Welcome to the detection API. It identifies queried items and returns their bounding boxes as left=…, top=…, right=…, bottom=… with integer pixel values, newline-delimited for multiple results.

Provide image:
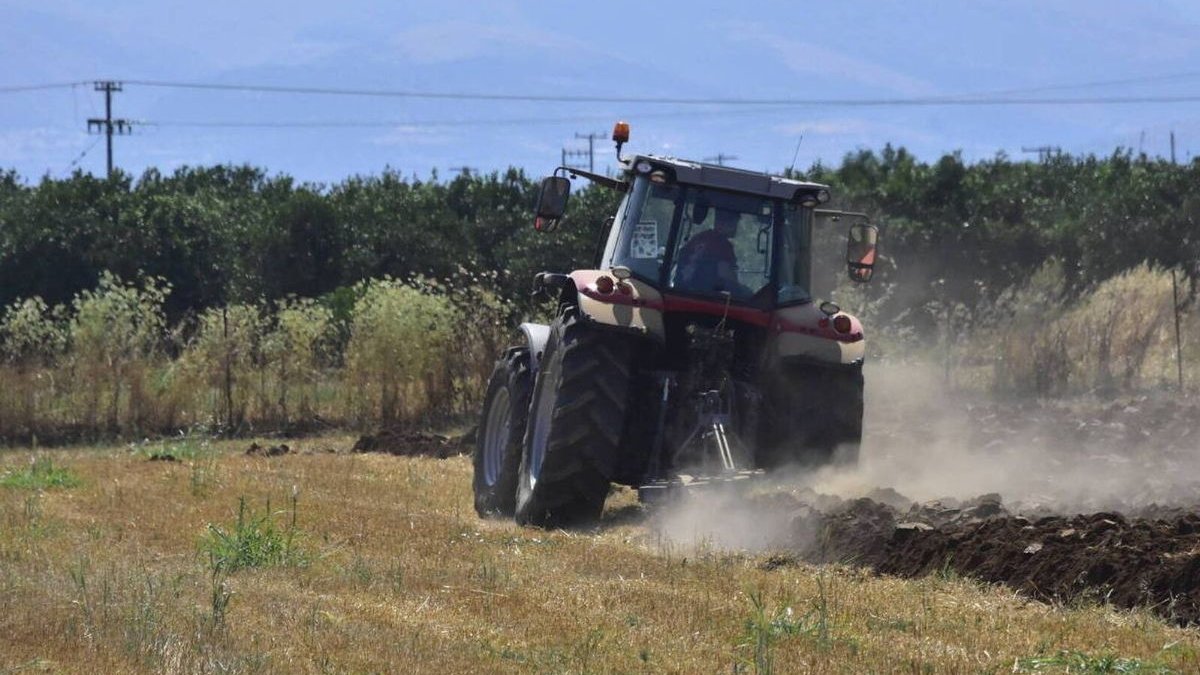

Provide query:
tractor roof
left=628, top=154, right=830, bottom=202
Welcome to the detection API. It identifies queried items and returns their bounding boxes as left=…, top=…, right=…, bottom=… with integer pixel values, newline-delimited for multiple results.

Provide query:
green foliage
left=0, top=297, right=68, bottom=365
left=0, top=165, right=615, bottom=320
left=1, top=153, right=1198, bottom=437
left=344, top=278, right=457, bottom=424
left=199, top=493, right=307, bottom=572
left=0, top=271, right=506, bottom=441
left=177, top=303, right=259, bottom=429
left=1, top=153, right=1198, bottom=328
left=0, top=456, right=81, bottom=490
left=1014, top=649, right=1173, bottom=673
left=67, top=272, right=171, bottom=432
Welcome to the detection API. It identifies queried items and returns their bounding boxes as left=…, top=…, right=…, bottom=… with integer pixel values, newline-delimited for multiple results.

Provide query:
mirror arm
left=555, top=166, right=628, bottom=192
left=814, top=209, right=871, bottom=220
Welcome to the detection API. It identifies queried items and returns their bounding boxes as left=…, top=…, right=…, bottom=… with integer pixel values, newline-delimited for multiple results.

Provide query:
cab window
left=607, top=179, right=680, bottom=281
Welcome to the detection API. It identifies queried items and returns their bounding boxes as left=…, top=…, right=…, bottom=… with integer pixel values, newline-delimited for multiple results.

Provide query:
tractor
left=474, top=122, right=879, bottom=527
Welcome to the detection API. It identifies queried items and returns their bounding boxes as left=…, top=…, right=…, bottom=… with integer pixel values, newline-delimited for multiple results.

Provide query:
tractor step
left=636, top=470, right=765, bottom=504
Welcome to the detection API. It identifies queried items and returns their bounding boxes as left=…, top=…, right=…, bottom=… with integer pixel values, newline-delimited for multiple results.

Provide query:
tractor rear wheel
left=473, top=348, right=532, bottom=517
left=515, top=310, right=633, bottom=528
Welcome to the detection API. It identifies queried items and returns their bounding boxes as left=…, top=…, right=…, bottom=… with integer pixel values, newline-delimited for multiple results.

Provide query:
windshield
left=604, top=175, right=812, bottom=305
left=776, top=203, right=813, bottom=304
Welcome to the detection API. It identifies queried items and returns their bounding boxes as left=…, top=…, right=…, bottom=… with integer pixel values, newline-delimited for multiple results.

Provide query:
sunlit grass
left=0, top=437, right=1195, bottom=673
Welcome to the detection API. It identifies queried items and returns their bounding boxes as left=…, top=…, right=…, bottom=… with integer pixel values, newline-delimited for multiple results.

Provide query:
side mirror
left=847, top=223, right=878, bottom=283
left=534, top=176, right=571, bottom=231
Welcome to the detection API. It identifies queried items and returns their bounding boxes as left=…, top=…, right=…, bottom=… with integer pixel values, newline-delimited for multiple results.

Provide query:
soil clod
left=245, top=442, right=291, bottom=457
left=350, top=429, right=471, bottom=458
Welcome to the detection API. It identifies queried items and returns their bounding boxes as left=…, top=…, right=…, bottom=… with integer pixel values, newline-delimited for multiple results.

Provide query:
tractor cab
left=535, top=126, right=878, bottom=326
left=599, top=156, right=835, bottom=310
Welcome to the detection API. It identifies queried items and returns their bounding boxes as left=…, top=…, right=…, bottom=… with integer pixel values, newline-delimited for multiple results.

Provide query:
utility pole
left=561, top=148, right=589, bottom=171
left=86, top=81, right=133, bottom=177
left=447, top=166, right=478, bottom=177
left=573, top=131, right=605, bottom=173
left=1020, top=146, right=1060, bottom=163
left=1171, top=131, right=1177, bottom=164
left=704, top=153, right=739, bottom=166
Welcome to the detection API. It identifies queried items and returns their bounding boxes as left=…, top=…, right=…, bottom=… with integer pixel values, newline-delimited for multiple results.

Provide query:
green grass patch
left=1015, top=649, right=1174, bottom=674
left=199, top=494, right=308, bottom=572
left=0, top=457, right=81, bottom=490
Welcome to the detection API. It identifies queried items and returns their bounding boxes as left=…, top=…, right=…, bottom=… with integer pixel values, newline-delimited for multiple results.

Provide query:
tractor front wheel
left=473, top=347, right=532, bottom=517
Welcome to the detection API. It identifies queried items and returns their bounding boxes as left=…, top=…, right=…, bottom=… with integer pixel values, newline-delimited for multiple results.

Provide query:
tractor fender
left=517, top=322, right=552, bottom=375
left=771, top=303, right=866, bottom=366
left=568, top=270, right=666, bottom=341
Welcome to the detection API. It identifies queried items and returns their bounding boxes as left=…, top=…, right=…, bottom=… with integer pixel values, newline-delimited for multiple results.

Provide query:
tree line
left=1, top=148, right=1197, bottom=327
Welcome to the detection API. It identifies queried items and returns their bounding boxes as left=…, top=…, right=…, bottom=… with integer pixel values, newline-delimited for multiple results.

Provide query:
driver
left=677, top=207, right=745, bottom=295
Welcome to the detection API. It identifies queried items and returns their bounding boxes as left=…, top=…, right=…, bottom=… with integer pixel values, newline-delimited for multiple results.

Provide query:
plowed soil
left=666, top=381, right=1200, bottom=625
left=758, top=492, right=1200, bottom=625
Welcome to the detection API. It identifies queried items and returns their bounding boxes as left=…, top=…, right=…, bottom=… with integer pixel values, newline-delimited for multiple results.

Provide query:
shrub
left=176, top=304, right=260, bottom=429
left=67, top=272, right=170, bottom=433
left=986, top=262, right=1181, bottom=394
left=260, top=297, right=333, bottom=423
left=343, top=278, right=457, bottom=425
left=0, top=297, right=69, bottom=435
left=1069, top=263, right=1175, bottom=391
left=0, top=297, right=68, bottom=365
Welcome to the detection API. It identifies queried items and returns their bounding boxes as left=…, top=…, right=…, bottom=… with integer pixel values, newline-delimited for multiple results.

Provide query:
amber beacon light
left=611, top=121, right=630, bottom=143
left=612, top=121, right=630, bottom=161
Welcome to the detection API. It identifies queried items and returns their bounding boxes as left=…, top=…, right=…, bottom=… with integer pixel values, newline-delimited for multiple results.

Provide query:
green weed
left=199, top=492, right=307, bottom=573
left=0, top=456, right=81, bottom=490
left=738, top=576, right=842, bottom=674
left=1015, top=649, right=1173, bottom=674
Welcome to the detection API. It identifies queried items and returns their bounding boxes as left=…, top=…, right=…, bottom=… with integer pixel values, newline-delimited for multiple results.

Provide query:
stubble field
left=1, top=418, right=1198, bottom=673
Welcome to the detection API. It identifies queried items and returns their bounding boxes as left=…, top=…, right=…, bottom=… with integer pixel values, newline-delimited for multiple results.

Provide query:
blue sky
left=3, top=0, right=1200, bottom=183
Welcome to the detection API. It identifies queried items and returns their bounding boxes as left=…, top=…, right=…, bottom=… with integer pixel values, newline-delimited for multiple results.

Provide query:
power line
left=0, top=81, right=89, bottom=93
left=6, top=71, right=1200, bottom=103
left=7, top=77, right=1200, bottom=112
left=949, top=71, right=1200, bottom=99
left=138, top=105, right=804, bottom=130
left=125, top=87, right=1200, bottom=130
left=118, top=78, right=1200, bottom=107
left=63, top=137, right=102, bottom=174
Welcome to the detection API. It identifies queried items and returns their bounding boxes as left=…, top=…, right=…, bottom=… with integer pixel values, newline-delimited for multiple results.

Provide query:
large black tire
left=515, top=311, right=633, bottom=528
left=473, top=348, right=532, bottom=517
left=759, top=364, right=863, bottom=469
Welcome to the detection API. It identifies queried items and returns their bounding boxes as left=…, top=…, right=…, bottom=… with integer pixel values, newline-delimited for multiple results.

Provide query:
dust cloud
left=650, top=361, right=1200, bottom=551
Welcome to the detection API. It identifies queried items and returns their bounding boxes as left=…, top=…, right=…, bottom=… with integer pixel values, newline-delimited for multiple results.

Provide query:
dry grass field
left=1, top=436, right=1197, bottom=674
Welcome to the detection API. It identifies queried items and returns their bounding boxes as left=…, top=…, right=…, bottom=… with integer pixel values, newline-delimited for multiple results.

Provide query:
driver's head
left=714, top=208, right=739, bottom=237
